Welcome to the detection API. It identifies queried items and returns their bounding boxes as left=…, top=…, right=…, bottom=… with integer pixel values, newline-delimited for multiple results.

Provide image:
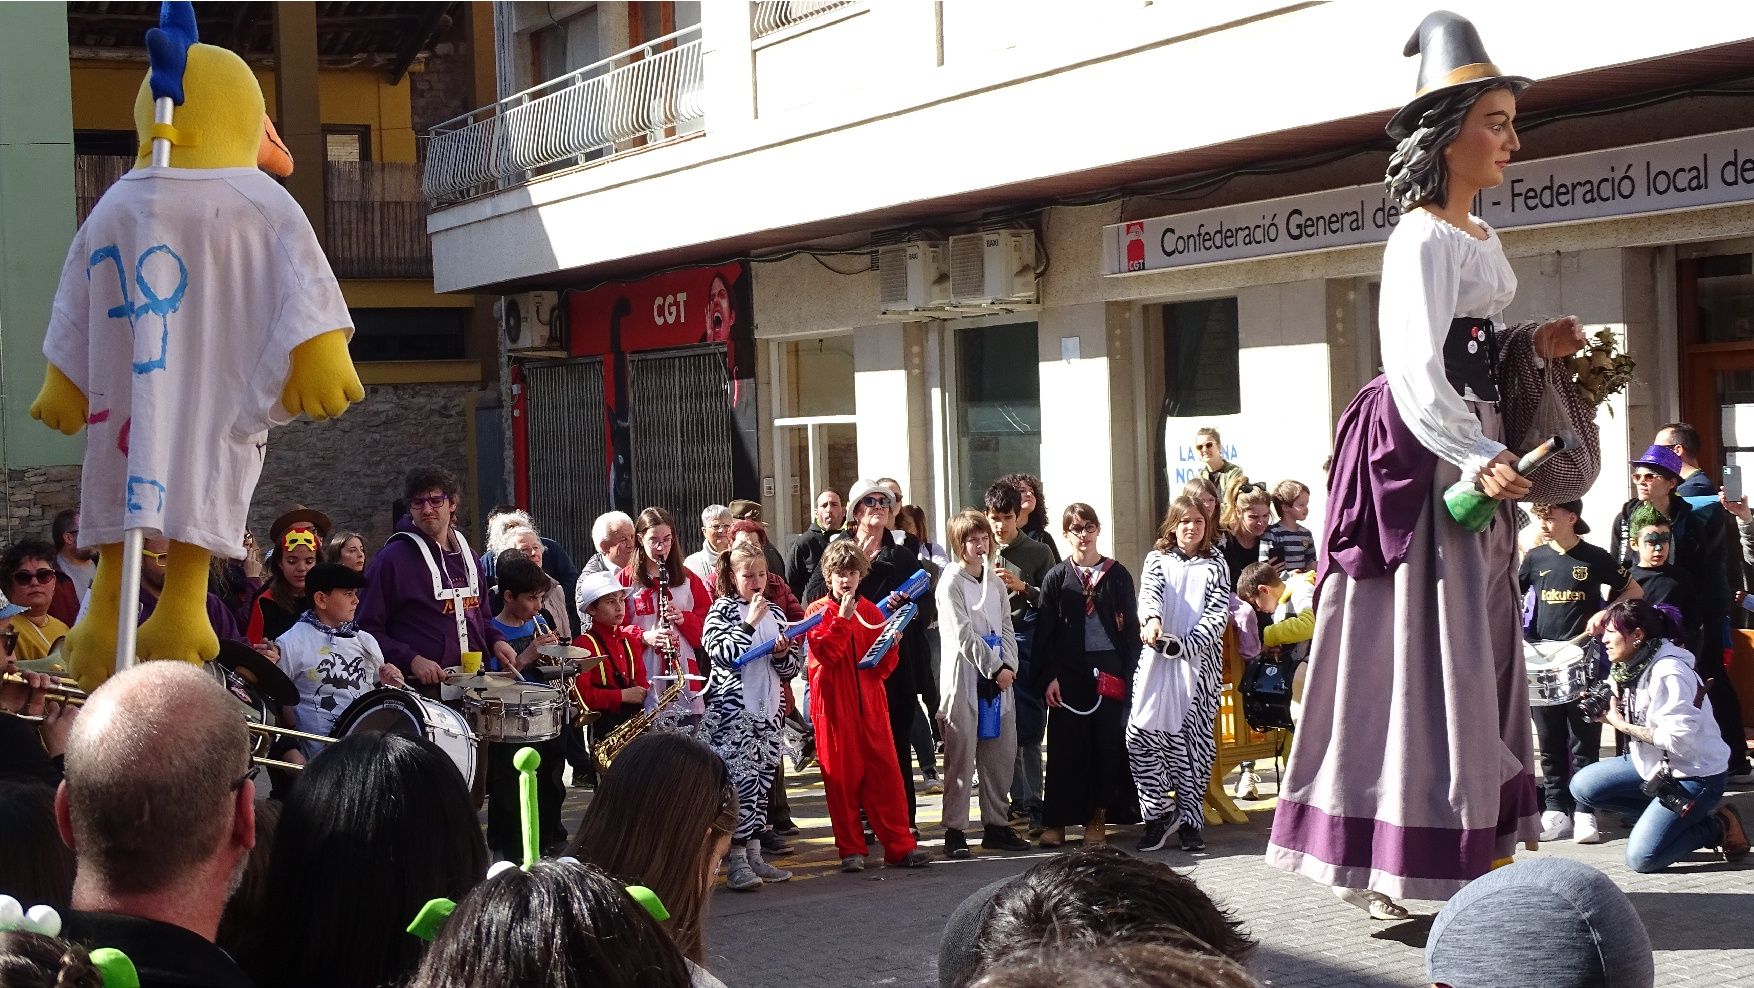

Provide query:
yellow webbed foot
left=281, top=329, right=364, bottom=421
left=135, top=542, right=219, bottom=665
left=30, top=364, right=88, bottom=436
left=67, top=545, right=123, bottom=692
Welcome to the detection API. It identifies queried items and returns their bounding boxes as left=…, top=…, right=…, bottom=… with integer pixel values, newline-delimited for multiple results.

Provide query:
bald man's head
left=64, top=661, right=251, bottom=894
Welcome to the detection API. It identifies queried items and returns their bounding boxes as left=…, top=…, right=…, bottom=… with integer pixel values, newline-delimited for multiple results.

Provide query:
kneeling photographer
left=1570, top=599, right=1748, bottom=872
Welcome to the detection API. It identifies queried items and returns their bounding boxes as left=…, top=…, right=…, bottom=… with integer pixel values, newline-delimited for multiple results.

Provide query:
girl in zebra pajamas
left=1130, top=494, right=1231, bottom=854
left=702, top=542, right=803, bottom=891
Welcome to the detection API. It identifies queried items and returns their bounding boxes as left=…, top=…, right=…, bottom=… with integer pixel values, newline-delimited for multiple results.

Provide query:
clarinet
left=654, top=564, right=684, bottom=695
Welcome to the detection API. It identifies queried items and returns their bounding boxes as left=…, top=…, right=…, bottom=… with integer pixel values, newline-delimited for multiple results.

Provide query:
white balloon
left=25, top=904, right=61, bottom=937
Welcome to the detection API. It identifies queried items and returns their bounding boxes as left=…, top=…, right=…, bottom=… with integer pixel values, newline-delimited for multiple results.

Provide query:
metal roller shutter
left=522, top=357, right=609, bottom=565
left=627, top=346, right=736, bottom=536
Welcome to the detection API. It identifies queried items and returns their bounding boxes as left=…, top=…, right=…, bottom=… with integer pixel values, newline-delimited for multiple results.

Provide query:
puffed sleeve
left=1378, top=222, right=1506, bottom=477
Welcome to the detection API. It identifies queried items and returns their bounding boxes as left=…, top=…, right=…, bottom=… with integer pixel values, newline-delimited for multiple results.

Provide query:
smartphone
left=1725, top=464, right=1744, bottom=503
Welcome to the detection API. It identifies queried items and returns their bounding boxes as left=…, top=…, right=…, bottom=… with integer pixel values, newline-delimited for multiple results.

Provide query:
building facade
left=423, top=1, right=1754, bottom=572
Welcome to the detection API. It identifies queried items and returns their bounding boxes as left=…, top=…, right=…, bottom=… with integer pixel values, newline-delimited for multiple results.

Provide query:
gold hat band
left=1414, top=62, right=1505, bottom=98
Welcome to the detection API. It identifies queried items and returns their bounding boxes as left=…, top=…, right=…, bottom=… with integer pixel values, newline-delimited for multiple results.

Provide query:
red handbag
left=1095, top=670, right=1128, bottom=701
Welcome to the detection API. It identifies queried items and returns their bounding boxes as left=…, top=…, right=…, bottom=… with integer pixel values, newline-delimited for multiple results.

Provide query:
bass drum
left=332, top=687, right=479, bottom=792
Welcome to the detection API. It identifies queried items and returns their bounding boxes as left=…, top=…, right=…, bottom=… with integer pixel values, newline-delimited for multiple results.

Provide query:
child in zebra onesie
left=702, top=542, right=802, bottom=891
left=1130, top=494, right=1231, bottom=854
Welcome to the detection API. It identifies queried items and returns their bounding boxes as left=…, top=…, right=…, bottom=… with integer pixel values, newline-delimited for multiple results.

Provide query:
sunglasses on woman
left=11, top=568, right=56, bottom=586
left=859, top=494, right=894, bottom=509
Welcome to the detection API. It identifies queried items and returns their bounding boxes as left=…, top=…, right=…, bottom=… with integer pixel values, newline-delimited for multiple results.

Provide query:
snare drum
left=462, top=681, right=566, bottom=743
left=332, top=687, right=479, bottom=789
left=1524, top=639, right=1595, bottom=707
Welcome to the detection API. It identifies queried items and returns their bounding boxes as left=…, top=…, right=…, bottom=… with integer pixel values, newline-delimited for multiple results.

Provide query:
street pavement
left=560, top=760, right=1754, bottom=987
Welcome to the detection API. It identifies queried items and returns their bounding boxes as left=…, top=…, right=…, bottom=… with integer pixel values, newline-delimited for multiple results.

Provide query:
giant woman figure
left=1266, top=11, right=1588, bottom=915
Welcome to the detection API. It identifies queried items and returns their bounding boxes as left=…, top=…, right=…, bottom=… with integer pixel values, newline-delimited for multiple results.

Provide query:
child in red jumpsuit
left=805, top=541, right=932, bottom=872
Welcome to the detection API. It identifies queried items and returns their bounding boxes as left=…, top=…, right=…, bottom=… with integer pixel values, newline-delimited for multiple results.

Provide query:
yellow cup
left=460, top=650, right=483, bottom=674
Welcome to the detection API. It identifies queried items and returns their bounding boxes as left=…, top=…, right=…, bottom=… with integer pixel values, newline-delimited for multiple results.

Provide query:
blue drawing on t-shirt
left=126, top=476, right=167, bottom=515
left=88, top=242, right=188, bottom=375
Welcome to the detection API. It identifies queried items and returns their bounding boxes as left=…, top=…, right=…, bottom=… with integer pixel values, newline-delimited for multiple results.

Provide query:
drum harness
left=393, top=528, right=480, bottom=664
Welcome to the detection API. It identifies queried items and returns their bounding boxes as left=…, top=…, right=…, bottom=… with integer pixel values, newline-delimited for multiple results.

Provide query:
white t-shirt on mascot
left=44, top=166, right=352, bottom=559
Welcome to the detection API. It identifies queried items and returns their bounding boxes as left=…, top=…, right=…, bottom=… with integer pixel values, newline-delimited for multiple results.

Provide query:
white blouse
left=1377, top=208, right=1519, bottom=480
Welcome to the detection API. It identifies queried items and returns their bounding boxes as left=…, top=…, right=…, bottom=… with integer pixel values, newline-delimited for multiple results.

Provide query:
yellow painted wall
left=69, top=61, right=418, bottom=163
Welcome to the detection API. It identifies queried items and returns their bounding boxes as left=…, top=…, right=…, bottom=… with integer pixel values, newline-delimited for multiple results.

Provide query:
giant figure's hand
left=281, top=329, right=363, bottom=421
left=30, top=364, right=88, bottom=435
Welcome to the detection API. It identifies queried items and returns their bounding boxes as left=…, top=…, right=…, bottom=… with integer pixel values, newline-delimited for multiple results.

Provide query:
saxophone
left=594, top=669, right=689, bottom=769
left=593, top=564, right=692, bottom=770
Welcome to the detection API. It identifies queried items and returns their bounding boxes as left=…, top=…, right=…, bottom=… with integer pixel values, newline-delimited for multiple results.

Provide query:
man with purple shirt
left=358, top=467, right=513, bottom=685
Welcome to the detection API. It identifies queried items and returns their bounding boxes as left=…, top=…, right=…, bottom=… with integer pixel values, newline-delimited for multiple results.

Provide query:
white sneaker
left=746, top=841, right=792, bottom=883
left=1573, top=812, right=1603, bottom=844
left=1539, top=810, right=1572, bottom=842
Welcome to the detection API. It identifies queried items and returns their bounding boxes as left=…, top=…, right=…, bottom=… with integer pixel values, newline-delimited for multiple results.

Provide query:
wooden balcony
left=72, top=155, right=432, bottom=280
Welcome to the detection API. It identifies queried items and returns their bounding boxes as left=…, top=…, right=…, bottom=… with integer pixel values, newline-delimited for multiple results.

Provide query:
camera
left=1640, top=766, right=1697, bottom=817
left=1576, top=680, right=1614, bottom=720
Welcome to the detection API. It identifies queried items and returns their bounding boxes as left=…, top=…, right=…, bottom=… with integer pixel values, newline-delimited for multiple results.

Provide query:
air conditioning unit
left=877, top=241, right=951, bottom=313
left=502, top=291, right=564, bottom=353
left=949, top=230, right=1038, bottom=306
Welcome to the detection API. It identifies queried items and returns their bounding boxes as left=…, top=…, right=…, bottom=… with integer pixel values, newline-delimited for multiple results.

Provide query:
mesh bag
left=1495, top=322, right=1602, bottom=504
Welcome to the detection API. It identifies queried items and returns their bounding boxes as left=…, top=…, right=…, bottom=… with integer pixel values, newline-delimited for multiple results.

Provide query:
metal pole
left=116, top=95, right=175, bottom=675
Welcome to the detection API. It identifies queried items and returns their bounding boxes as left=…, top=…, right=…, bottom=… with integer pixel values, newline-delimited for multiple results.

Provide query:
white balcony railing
left=752, top=0, right=857, bottom=38
left=421, top=25, right=704, bottom=206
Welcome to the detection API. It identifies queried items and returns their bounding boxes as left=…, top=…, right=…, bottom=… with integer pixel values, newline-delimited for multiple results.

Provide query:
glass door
left=951, top=322, right=1041, bottom=511
left=771, top=335, right=857, bottom=546
left=1680, top=250, right=1754, bottom=478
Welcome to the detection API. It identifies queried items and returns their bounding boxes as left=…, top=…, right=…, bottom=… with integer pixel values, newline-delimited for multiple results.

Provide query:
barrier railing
left=421, top=25, right=704, bottom=205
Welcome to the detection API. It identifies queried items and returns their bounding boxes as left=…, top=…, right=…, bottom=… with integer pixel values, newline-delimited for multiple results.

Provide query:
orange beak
left=258, top=114, right=294, bottom=177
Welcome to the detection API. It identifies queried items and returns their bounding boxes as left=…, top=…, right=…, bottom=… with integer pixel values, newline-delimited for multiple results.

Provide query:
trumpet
left=1, top=671, right=334, bottom=772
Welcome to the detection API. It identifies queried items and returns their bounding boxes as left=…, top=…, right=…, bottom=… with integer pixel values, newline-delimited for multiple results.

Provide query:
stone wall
left=2, top=382, right=491, bottom=555
left=249, top=381, right=485, bottom=553
left=2, top=465, right=82, bottom=546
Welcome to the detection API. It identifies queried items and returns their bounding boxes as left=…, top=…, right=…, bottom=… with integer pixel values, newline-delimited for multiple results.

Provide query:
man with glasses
left=786, top=490, right=845, bottom=599
left=3, top=538, right=72, bottom=662
left=358, top=467, right=517, bottom=687
left=684, top=505, right=735, bottom=586
left=1193, top=426, right=1244, bottom=494
left=60, top=661, right=257, bottom=988
left=806, top=479, right=933, bottom=831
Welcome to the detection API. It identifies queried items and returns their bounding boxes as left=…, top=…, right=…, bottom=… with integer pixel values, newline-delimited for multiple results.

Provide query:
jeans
left=1532, top=702, right=1602, bottom=813
left=1570, top=755, right=1727, bottom=873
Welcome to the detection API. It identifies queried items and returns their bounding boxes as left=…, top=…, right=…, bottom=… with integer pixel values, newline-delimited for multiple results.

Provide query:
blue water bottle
left=978, top=631, right=1003, bottom=740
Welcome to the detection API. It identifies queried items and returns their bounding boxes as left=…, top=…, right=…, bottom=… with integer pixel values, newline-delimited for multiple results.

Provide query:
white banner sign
left=1103, top=126, right=1754, bottom=275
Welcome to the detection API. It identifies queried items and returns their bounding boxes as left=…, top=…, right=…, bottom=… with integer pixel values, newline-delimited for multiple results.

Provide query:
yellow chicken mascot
left=32, top=2, right=363, bottom=689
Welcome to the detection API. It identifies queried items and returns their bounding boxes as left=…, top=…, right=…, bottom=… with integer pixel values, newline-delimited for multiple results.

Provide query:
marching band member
left=572, top=571, right=648, bottom=744
left=804, top=541, right=931, bottom=872
left=357, top=467, right=514, bottom=686
left=1130, top=495, right=1229, bottom=855
left=702, top=543, right=802, bottom=890
left=617, top=508, right=710, bottom=724
left=274, top=562, right=402, bottom=759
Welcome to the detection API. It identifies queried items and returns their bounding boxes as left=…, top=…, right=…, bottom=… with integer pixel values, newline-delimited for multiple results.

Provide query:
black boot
left=983, top=824, right=1030, bottom=852
left=944, top=828, right=971, bottom=859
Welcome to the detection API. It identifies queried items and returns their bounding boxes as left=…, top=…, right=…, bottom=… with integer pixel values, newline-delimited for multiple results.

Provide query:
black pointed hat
left=1387, top=10, right=1531, bottom=139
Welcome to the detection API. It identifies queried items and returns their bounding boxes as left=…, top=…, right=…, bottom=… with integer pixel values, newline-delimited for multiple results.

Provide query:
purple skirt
left=1266, top=380, right=1540, bottom=901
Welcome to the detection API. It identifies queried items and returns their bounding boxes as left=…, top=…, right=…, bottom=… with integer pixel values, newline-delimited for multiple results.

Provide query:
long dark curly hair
left=1385, top=80, right=1526, bottom=209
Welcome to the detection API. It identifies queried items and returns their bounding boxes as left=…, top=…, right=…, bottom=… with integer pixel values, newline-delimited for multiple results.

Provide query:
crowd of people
left=1, top=423, right=1742, bottom=986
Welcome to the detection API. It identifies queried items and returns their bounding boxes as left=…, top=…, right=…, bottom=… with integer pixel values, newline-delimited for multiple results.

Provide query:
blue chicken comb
left=145, top=2, right=199, bottom=105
